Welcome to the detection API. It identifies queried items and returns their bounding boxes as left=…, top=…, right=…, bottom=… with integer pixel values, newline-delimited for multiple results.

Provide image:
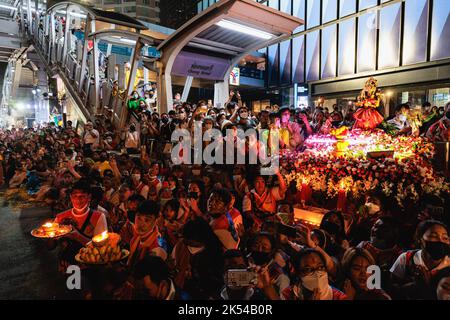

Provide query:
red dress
left=353, top=107, right=384, bottom=130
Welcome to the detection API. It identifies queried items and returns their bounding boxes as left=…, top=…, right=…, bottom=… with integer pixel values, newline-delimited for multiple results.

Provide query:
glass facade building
left=197, top=0, right=450, bottom=110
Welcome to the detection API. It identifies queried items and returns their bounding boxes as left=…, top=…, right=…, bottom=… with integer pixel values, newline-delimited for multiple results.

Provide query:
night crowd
left=0, top=89, right=449, bottom=301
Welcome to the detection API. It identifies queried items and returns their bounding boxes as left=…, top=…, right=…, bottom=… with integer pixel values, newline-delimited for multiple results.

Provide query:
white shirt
left=390, top=249, right=450, bottom=279
left=242, top=187, right=284, bottom=214
left=84, top=129, right=100, bottom=148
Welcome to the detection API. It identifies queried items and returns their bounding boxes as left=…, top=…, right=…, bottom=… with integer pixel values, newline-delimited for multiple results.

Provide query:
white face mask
left=187, top=245, right=205, bottom=255
left=399, top=114, right=407, bottom=122
left=365, top=202, right=381, bottom=215
left=301, top=271, right=329, bottom=292
left=132, top=174, right=141, bottom=182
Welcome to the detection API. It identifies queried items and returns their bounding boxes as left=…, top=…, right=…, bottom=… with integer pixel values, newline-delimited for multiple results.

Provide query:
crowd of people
left=0, top=89, right=449, bottom=301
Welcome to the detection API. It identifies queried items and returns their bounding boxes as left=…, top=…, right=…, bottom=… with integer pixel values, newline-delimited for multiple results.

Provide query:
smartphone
left=226, top=269, right=258, bottom=288
left=276, top=222, right=299, bottom=238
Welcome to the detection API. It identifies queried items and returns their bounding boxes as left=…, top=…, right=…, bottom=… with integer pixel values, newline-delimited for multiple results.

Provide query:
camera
left=226, top=269, right=258, bottom=288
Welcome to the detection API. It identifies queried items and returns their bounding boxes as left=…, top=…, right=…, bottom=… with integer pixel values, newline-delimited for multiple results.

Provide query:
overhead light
left=216, top=19, right=274, bottom=40
left=120, top=38, right=136, bottom=45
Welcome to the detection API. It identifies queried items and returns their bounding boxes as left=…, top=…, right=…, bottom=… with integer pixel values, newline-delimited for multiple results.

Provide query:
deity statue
left=353, top=77, right=385, bottom=130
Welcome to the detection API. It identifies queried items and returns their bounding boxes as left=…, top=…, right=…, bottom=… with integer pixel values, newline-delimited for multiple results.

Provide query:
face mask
left=366, top=202, right=381, bottom=215
left=301, top=271, right=329, bottom=292
left=424, top=241, right=449, bottom=260
left=132, top=174, right=141, bottom=182
left=134, top=94, right=139, bottom=99
left=250, top=251, right=271, bottom=266
left=399, top=114, right=407, bottom=122
left=162, top=118, right=169, bottom=124
left=187, top=245, right=205, bottom=255
left=446, top=111, right=450, bottom=119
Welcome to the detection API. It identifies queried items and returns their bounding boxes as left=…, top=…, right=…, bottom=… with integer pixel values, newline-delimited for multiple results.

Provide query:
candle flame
left=340, top=180, right=346, bottom=189
left=43, top=222, right=53, bottom=228
left=93, top=231, right=109, bottom=242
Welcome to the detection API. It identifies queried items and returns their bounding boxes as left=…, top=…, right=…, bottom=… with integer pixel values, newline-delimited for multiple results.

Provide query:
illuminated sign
left=230, top=67, right=240, bottom=86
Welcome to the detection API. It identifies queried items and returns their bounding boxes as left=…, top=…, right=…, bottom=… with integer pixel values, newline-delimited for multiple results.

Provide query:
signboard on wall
left=172, top=51, right=230, bottom=81
left=230, top=67, right=240, bottom=86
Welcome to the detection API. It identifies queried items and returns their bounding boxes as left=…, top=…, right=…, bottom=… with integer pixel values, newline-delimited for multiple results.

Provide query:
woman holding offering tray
left=50, top=179, right=108, bottom=272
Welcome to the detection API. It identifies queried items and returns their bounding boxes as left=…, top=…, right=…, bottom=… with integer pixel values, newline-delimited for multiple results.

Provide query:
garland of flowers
left=282, top=132, right=448, bottom=208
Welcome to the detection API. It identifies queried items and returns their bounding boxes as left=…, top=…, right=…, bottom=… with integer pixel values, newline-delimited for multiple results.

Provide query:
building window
left=321, top=24, right=337, bottom=79
left=280, top=0, right=291, bottom=15
left=359, top=0, right=377, bottom=11
left=430, top=0, right=450, bottom=61
left=307, top=0, right=320, bottom=29
left=292, top=0, right=305, bottom=33
left=403, top=0, right=429, bottom=65
left=268, top=44, right=279, bottom=86
left=338, top=18, right=356, bottom=76
left=340, top=0, right=356, bottom=17
left=280, top=39, right=291, bottom=85
left=292, top=35, right=305, bottom=83
left=357, top=12, right=377, bottom=73
left=378, top=3, right=401, bottom=69
left=322, top=0, right=338, bottom=24
left=306, top=30, right=320, bottom=81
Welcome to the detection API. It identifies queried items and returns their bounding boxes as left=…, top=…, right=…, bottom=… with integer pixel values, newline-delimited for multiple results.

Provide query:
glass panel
left=357, top=12, right=377, bottom=72
left=307, top=0, right=321, bottom=29
left=403, top=0, right=429, bottom=65
left=430, top=0, right=450, bottom=61
left=340, top=0, right=356, bottom=17
left=306, top=30, right=320, bottom=81
left=428, top=88, right=450, bottom=106
left=292, top=35, right=305, bottom=83
left=378, top=3, right=401, bottom=69
left=268, top=44, right=279, bottom=86
left=359, top=0, right=377, bottom=11
left=197, top=1, right=203, bottom=13
left=203, top=0, right=208, bottom=10
left=269, top=0, right=279, bottom=10
left=339, top=18, right=356, bottom=76
left=323, top=0, right=338, bottom=23
left=293, top=0, right=306, bottom=32
left=280, top=0, right=291, bottom=14
left=321, top=25, right=337, bottom=79
left=280, top=39, right=292, bottom=85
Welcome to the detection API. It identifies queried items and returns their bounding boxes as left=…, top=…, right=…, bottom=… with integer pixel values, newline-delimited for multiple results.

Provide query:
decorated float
left=281, top=77, right=450, bottom=217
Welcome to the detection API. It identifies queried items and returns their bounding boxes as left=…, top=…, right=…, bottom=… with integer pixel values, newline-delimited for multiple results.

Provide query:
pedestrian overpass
left=3, top=0, right=303, bottom=129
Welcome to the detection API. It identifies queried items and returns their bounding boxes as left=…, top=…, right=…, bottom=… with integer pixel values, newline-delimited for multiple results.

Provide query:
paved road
left=0, top=199, right=70, bottom=299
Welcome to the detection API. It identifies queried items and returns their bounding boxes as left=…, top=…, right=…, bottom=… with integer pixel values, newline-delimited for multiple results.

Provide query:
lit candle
left=92, top=231, right=109, bottom=247
left=337, top=180, right=347, bottom=212
left=42, top=222, right=58, bottom=232
left=300, top=177, right=310, bottom=207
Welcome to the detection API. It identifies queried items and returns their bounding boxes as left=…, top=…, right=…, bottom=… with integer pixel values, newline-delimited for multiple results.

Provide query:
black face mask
left=424, top=241, right=449, bottom=260
left=321, top=221, right=341, bottom=237
left=446, top=111, right=450, bottom=119
left=127, top=210, right=136, bottom=223
left=250, top=251, right=271, bottom=266
left=162, top=118, right=169, bottom=124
